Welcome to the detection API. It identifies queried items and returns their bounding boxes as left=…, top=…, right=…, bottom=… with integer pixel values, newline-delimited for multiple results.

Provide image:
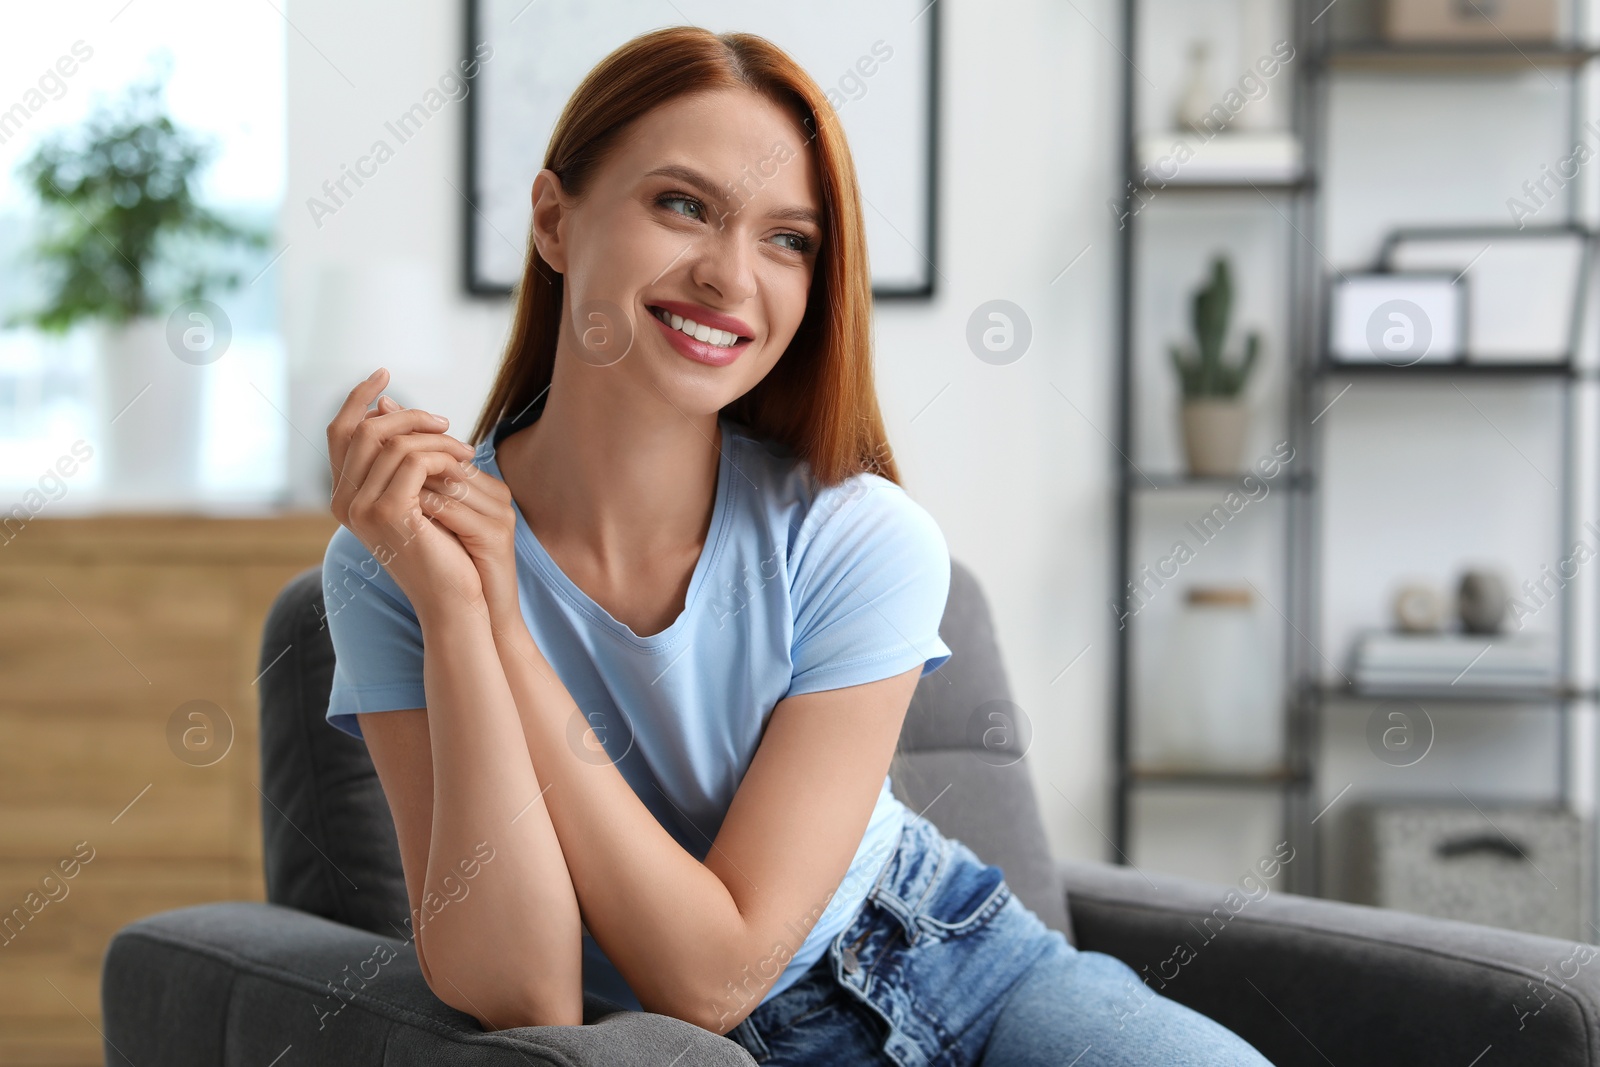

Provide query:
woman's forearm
left=413, top=600, right=584, bottom=1028
left=488, top=617, right=758, bottom=1024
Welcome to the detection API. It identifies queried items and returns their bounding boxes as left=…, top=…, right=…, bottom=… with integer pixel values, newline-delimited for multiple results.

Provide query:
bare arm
left=490, top=618, right=919, bottom=1034
left=362, top=602, right=584, bottom=1030
left=328, top=376, right=583, bottom=1029
left=374, top=389, right=923, bottom=1033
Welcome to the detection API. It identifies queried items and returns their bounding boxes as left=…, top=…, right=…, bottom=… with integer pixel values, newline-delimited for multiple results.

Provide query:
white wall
left=281, top=0, right=1125, bottom=866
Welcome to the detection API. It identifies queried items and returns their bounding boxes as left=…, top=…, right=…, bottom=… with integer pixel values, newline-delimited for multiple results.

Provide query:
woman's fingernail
left=433, top=414, right=448, bottom=425
left=368, top=367, right=385, bottom=380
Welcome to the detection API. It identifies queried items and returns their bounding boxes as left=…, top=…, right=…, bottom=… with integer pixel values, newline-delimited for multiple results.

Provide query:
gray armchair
left=101, top=561, right=1600, bottom=1065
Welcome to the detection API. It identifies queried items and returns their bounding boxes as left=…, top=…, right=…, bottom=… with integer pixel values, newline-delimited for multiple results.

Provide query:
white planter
left=95, top=316, right=207, bottom=507
left=1180, top=398, right=1248, bottom=477
left=1146, top=587, right=1283, bottom=773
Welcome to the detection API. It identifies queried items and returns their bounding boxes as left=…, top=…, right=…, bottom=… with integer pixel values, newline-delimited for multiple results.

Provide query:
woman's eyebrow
left=642, top=163, right=820, bottom=228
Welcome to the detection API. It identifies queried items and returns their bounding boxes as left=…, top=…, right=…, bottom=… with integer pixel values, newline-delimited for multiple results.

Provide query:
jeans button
left=841, top=947, right=860, bottom=975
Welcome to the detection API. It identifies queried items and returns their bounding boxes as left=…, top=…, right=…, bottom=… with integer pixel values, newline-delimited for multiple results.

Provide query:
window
left=0, top=2, right=286, bottom=505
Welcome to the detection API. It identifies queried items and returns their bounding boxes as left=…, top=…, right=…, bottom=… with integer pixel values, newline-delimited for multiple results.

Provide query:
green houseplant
left=1169, top=255, right=1261, bottom=476
left=8, top=67, right=269, bottom=502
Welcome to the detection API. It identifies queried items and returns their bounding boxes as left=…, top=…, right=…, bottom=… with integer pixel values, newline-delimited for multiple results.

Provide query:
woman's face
left=531, top=87, right=824, bottom=417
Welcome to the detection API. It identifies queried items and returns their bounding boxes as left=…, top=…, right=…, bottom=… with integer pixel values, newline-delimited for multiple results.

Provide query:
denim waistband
left=857, top=811, right=955, bottom=949
left=731, top=808, right=1041, bottom=1066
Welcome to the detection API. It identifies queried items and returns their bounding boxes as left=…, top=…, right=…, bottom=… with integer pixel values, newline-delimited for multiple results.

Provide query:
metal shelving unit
left=1113, top=1, right=1599, bottom=909
left=1112, top=0, right=1322, bottom=895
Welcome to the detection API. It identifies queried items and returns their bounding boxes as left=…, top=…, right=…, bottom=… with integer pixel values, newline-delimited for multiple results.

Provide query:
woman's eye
left=772, top=232, right=814, bottom=254
left=659, top=194, right=703, bottom=221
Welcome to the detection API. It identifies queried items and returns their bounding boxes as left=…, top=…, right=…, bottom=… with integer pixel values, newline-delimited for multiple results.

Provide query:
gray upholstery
left=891, top=560, right=1073, bottom=941
left=100, top=559, right=1600, bottom=1065
left=257, top=563, right=409, bottom=941
left=100, top=901, right=747, bottom=1066
left=1061, top=858, right=1600, bottom=1066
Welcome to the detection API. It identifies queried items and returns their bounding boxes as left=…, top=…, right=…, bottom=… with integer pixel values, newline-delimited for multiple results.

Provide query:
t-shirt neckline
left=483, top=391, right=738, bottom=651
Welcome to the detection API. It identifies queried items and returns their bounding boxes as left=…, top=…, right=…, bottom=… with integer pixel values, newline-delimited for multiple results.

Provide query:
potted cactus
left=1169, top=255, right=1260, bottom=477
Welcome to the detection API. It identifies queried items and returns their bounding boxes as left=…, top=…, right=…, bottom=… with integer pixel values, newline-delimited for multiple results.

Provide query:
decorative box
left=1344, top=798, right=1583, bottom=939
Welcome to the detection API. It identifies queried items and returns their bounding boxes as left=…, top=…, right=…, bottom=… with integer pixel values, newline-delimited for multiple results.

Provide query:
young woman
left=321, top=26, right=1275, bottom=1066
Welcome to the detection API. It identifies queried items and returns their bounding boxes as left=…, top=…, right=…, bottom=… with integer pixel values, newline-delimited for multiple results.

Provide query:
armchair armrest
left=101, top=901, right=755, bottom=1067
left=1059, top=858, right=1600, bottom=1067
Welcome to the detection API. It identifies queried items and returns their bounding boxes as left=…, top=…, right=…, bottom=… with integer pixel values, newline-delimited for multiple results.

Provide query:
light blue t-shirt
left=319, top=397, right=954, bottom=1012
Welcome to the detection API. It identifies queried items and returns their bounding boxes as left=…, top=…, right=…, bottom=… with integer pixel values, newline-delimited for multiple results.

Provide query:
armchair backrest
left=256, top=559, right=1069, bottom=942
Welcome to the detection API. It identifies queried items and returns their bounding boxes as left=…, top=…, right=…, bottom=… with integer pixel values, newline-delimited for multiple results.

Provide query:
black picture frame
left=460, top=1, right=940, bottom=301
left=1377, top=223, right=1594, bottom=368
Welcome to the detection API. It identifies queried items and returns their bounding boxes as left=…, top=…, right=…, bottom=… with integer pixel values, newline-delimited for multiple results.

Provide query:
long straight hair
left=467, top=26, right=900, bottom=488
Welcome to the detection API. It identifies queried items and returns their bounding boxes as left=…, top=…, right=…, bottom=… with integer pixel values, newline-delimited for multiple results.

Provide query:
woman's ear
left=529, top=168, right=570, bottom=273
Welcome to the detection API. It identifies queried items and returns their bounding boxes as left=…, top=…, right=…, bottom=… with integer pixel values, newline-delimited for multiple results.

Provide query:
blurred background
left=4, top=0, right=1599, bottom=1060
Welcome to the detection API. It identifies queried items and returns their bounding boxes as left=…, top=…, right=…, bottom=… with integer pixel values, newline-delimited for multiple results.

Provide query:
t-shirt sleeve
left=320, top=525, right=428, bottom=741
left=785, top=476, right=954, bottom=698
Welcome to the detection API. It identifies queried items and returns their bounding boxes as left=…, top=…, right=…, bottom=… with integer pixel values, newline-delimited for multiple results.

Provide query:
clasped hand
left=326, top=367, right=521, bottom=627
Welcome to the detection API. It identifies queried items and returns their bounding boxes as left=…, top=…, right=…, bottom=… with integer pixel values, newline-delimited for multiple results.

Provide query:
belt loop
left=867, top=809, right=911, bottom=904
left=726, top=1015, right=769, bottom=1061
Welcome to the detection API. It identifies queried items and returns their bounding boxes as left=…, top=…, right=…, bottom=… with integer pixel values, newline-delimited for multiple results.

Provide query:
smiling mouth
left=648, top=306, right=751, bottom=348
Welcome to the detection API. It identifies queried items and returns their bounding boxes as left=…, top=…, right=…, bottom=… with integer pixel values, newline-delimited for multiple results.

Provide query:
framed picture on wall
left=463, top=0, right=940, bottom=299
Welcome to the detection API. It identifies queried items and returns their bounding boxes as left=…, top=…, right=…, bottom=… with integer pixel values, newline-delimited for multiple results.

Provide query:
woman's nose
left=689, top=223, right=759, bottom=305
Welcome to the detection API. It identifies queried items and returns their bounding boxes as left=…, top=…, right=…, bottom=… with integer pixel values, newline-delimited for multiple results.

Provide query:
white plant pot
left=1180, top=398, right=1248, bottom=478
left=95, top=317, right=207, bottom=507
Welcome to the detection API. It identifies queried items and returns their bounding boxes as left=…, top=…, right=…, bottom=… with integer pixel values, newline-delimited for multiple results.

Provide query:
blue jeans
left=726, top=812, right=1276, bottom=1066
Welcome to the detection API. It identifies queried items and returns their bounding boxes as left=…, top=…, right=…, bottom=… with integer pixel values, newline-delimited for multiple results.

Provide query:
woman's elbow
left=418, top=917, right=584, bottom=1028
left=654, top=967, right=764, bottom=1036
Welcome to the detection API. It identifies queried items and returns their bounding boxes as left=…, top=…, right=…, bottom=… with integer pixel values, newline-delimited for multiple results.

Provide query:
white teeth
left=653, top=307, right=740, bottom=348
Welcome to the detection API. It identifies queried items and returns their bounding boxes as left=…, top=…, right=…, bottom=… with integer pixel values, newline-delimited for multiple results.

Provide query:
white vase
left=1180, top=398, right=1248, bottom=477
left=1147, top=587, right=1282, bottom=772
left=95, top=316, right=208, bottom=507
left=1175, top=41, right=1219, bottom=135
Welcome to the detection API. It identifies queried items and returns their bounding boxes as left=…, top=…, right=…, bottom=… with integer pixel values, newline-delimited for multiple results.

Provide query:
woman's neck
left=497, top=371, right=723, bottom=580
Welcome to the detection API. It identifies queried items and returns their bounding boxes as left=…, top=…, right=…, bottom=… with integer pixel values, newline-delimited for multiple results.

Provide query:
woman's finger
left=419, top=475, right=512, bottom=550
left=327, top=367, right=390, bottom=494
left=421, top=459, right=511, bottom=517
left=363, top=394, right=398, bottom=420
left=333, top=407, right=469, bottom=519
left=355, top=431, right=477, bottom=521
left=421, top=482, right=502, bottom=544
left=350, top=448, right=469, bottom=551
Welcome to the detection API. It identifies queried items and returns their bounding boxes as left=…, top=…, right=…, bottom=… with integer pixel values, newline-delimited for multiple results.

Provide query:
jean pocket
left=910, top=841, right=1012, bottom=942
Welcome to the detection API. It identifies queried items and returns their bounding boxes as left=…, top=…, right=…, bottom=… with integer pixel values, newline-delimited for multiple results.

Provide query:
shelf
left=1126, top=471, right=1312, bottom=491
left=1126, top=766, right=1308, bottom=788
left=1320, top=683, right=1598, bottom=705
left=1319, top=359, right=1574, bottom=379
left=1317, top=43, right=1600, bottom=73
left=1135, top=178, right=1313, bottom=195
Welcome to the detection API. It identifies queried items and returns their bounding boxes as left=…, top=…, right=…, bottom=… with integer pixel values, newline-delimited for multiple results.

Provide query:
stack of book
left=1349, top=630, right=1558, bottom=695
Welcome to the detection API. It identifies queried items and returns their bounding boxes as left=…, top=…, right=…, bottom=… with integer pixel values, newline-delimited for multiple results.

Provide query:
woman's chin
left=612, top=358, right=730, bottom=418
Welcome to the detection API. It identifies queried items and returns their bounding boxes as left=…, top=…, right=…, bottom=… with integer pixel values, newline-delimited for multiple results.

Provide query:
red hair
left=467, top=26, right=899, bottom=487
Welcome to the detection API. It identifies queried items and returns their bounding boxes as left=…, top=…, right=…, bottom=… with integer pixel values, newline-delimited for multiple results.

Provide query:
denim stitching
left=915, top=879, right=1012, bottom=939
left=879, top=819, right=948, bottom=947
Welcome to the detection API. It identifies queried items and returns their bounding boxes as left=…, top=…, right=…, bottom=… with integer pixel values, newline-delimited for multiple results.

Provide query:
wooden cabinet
left=0, top=512, right=339, bottom=1066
